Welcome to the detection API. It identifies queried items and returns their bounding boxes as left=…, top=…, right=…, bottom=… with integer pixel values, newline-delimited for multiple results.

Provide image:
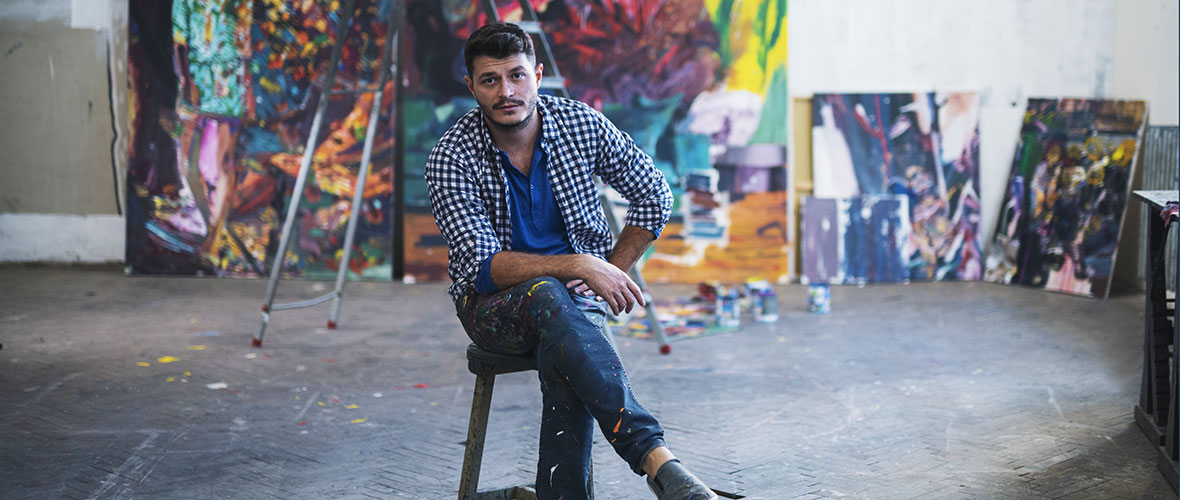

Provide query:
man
left=425, top=22, right=717, bottom=500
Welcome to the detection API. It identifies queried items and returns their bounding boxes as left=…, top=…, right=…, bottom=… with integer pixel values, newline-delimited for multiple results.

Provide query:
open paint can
left=807, top=284, right=830, bottom=314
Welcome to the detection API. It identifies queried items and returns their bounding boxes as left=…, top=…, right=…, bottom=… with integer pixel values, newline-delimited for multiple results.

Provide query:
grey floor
left=0, top=267, right=1174, bottom=499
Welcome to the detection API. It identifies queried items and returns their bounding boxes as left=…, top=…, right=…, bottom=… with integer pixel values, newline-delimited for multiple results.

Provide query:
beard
left=480, top=94, right=538, bottom=132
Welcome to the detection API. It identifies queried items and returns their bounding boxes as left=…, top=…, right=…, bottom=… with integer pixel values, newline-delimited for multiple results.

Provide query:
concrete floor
left=0, top=266, right=1174, bottom=499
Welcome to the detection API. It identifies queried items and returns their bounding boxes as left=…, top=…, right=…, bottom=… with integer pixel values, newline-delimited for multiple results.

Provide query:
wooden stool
left=459, top=343, right=593, bottom=499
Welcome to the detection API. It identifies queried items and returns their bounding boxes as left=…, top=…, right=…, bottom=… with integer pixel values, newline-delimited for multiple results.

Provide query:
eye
left=511, top=72, right=526, bottom=79
left=481, top=77, right=495, bottom=85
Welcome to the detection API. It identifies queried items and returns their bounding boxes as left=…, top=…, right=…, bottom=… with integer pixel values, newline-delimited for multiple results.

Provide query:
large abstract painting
left=811, top=92, right=983, bottom=282
left=401, top=0, right=789, bottom=284
left=800, top=195, right=911, bottom=285
left=984, top=98, right=1147, bottom=298
left=126, top=0, right=396, bottom=279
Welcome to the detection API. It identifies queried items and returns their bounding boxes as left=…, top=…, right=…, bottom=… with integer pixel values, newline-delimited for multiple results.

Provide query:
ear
left=534, top=63, right=544, bottom=86
left=464, top=75, right=474, bottom=96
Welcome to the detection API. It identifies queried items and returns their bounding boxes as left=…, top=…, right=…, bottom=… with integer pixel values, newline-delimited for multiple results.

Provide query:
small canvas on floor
left=984, top=98, right=1148, bottom=298
left=801, top=195, right=911, bottom=285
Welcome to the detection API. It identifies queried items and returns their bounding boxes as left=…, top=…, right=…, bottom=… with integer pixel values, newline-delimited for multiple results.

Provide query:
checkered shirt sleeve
left=424, top=113, right=505, bottom=304
left=581, top=104, right=673, bottom=236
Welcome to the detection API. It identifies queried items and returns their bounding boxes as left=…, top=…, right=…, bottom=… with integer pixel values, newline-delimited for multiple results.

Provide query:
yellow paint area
left=528, top=280, right=551, bottom=296
left=136, top=362, right=151, bottom=367
left=157, top=356, right=181, bottom=364
left=259, top=77, right=281, bottom=94
left=706, top=0, right=788, bottom=95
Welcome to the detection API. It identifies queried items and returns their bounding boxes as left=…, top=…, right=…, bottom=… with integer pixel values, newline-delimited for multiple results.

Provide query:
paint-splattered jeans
left=457, top=276, right=666, bottom=500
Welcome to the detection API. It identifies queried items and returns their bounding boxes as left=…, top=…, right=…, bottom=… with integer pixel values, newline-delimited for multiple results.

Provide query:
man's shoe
left=646, top=459, right=718, bottom=500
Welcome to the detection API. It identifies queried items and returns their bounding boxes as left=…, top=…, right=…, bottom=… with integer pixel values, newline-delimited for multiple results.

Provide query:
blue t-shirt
left=475, top=139, right=573, bottom=294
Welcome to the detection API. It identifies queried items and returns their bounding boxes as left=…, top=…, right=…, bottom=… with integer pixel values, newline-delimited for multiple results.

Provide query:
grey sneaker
left=646, top=459, right=718, bottom=500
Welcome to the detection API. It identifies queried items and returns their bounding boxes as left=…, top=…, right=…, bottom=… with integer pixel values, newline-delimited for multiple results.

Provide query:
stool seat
left=459, top=343, right=594, bottom=500
left=466, top=344, right=536, bottom=376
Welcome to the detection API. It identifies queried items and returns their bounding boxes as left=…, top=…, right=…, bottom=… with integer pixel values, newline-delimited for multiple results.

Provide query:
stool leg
left=460, top=373, right=495, bottom=500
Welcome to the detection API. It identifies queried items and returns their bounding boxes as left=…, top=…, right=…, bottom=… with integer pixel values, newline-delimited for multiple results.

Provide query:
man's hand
left=564, top=255, right=644, bottom=315
left=566, top=225, right=657, bottom=314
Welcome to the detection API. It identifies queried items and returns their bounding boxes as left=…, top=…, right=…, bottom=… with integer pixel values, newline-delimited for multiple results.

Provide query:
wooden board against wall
left=791, top=96, right=813, bottom=282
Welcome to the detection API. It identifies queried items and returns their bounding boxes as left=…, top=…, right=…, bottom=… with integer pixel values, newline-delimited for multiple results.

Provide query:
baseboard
left=0, top=213, right=124, bottom=263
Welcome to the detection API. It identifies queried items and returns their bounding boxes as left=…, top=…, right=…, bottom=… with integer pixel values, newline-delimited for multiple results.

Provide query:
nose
left=497, top=79, right=513, bottom=99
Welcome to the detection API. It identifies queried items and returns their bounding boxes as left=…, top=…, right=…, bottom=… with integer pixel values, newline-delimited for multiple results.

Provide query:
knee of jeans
left=523, top=276, right=569, bottom=307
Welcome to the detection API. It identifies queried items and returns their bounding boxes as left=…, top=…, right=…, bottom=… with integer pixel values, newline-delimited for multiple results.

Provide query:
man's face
left=465, top=53, right=542, bottom=131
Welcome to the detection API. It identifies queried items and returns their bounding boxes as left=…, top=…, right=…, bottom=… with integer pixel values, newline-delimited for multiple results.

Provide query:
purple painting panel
left=801, top=197, right=840, bottom=285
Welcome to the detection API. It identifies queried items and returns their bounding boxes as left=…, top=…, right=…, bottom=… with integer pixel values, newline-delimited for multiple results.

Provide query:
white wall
left=0, top=0, right=127, bottom=264
left=1110, top=0, right=1179, bottom=125
left=789, top=0, right=1179, bottom=286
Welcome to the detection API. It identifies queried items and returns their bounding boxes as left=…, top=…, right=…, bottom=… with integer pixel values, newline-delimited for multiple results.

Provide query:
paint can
left=807, top=284, right=830, bottom=314
left=716, top=287, right=741, bottom=328
left=743, top=278, right=771, bottom=314
left=756, top=290, right=778, bottom=323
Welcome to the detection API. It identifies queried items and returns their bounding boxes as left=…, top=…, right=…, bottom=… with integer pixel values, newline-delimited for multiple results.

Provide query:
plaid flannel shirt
left=425, top=95, right=673, bottom=304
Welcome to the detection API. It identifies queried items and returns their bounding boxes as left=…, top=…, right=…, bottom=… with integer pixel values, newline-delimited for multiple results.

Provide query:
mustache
left=493, top=99, right=526, bottom=109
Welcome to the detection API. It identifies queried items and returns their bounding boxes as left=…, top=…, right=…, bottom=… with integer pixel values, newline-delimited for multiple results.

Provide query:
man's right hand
left=564, top=254, right=644, bottom=316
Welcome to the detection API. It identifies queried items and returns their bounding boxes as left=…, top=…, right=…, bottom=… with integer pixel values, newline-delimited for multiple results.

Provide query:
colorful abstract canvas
left=801, top=195, right=911, bottom=285
left=811, top=93, right=983, bottom=282
left=400, top=0, right=789, bottom=284
left=984, top=98, right=1147, bottom=298
left=126, top=0, right=396, bottom=279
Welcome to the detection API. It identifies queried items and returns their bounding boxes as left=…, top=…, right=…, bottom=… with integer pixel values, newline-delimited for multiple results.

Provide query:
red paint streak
left=324, top=357, right=336, bottom=363
left=653, top=45, right=679, bottom=76
left=297, top=421, right=307, bottom=426
left=414, top=383, right=429, bottom=389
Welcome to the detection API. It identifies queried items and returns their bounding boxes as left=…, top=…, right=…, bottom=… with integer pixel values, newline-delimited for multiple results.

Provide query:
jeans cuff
left=633, top=437, right=668, bottom=476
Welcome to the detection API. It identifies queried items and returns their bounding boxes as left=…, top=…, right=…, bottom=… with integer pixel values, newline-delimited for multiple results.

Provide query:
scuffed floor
left=0, top=267, right=1173, bottom=499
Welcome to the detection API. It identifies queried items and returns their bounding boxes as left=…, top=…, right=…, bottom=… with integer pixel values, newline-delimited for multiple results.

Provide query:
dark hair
left=463, top=23, right=536, bottom=77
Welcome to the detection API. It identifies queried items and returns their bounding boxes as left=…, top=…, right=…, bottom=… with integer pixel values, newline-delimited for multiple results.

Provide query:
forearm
left=493, top=247, right=645, bottom=316
left=607, top=225, right=656, bottom=273
left=488, top=251, right=588, bottom=290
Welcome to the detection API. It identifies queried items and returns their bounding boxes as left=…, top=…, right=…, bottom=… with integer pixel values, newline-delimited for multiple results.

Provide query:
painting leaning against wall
left=125, top=0, right=397, bottom=280
left=811, top=92, right=983, bottom=282
left=984, top=98, right=1147, bottom=298
left=400, top=0, right=790, bottom=284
